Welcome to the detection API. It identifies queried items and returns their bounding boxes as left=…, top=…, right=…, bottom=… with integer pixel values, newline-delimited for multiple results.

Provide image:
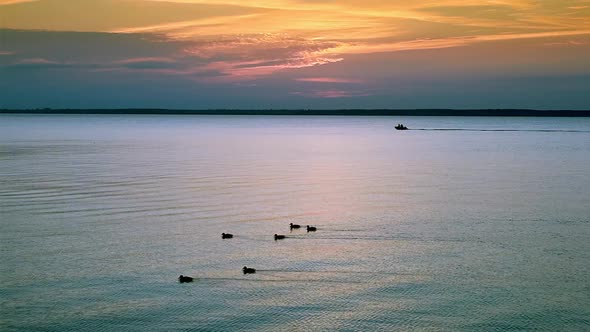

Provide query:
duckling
left=306, top=225, right=317, bottom=232
left=274, top=234, right=286, bottom=240
left=242, top=266, right=256, bottom=274
left=221, top=233, right=233, bottom=239
left=289, top=223, right=301, bottom=229
left=178, top=275, right=194, bottom=283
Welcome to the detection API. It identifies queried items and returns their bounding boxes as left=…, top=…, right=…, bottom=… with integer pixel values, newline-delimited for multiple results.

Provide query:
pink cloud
left=9, top=58, right=73, bottom=69
left=295, top=77, right=364, bottom=84
left=194, top=57, right=344, bottom=82
left=183, top=34, right=344, bottom=80
left=17, top=58, right=58, bottom=65
left=290, top=89, right=373, bottom=98
left=116, top=57, right=176, bottom=65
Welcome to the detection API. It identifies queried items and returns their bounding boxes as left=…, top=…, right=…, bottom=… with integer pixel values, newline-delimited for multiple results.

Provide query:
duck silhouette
left=289, top=223, right=301, bottom=229
left=242, top=266, right=256, bottom=274
left=221, top=233, right=233, bottom=239
left=274, top=234, right=286, bottom=240
left=178, top=275, right=194, bottom=283
left=306, top=225, right=317, bottom=232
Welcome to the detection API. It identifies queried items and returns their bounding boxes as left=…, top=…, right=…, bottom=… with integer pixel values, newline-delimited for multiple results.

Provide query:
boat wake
left=410, top=128, right=590, bottom=133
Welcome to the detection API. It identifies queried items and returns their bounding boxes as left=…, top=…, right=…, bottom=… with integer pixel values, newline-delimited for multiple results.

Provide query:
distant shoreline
left=1, top=109, right=589, bottom=117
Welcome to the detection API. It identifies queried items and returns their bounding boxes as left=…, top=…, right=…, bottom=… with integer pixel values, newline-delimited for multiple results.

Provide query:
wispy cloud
left=115, top=57, right=181, bottom=70
left=290, top=89, right=372, bottom=98
left=181, top=34, right=344, bottom=79
left=321, top=29, right=590, bottom=56
left=0, top=0, right=37, bottom=4
left=543, top=40, right=590, bottom=46
left=9, top=58, right=70, bottom=68
left=295, top=77, right=364, bottom=84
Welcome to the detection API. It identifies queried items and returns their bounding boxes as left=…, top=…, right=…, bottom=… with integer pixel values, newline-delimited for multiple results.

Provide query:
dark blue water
left=1, top=115, right=589, bottom=331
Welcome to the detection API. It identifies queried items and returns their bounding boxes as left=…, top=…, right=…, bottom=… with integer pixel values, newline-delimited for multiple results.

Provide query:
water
left=1, top=115, right=589, bottom=331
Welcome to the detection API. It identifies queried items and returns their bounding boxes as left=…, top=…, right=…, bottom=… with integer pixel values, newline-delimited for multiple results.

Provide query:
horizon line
left=2, top=108, right=590, bottom=117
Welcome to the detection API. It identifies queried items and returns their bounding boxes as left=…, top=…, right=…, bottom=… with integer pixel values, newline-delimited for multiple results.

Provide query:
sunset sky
left=1, top=0, right=589, bottom=109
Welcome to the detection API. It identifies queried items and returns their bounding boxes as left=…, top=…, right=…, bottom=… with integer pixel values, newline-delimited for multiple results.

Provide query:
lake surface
left=1, top=115, right=589, bottom=331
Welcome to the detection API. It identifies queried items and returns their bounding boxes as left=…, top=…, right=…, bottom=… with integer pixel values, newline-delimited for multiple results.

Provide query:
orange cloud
left=2, top=0, right=589, bottom=81
left=0, top=0, right=37, bottom=4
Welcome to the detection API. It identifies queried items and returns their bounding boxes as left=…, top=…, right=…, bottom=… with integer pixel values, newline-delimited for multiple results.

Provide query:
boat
left=395, top=124, right=408, bottom=130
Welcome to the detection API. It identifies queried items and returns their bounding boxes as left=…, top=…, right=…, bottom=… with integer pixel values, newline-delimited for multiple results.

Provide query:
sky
left=1, top=0, right=589, bottom=109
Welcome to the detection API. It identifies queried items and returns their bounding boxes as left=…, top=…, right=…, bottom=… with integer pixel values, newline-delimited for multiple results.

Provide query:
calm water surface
left=1, top=115, right=589, bottom=331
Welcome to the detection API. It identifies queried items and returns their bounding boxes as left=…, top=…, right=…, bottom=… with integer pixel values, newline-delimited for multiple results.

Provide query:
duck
left=221, top=233, right=233, bottom=239
left=274, top=234, right=286, bottom=240
left=242, top=266, right=256, bottom=274
left=178, top=275, right=194, bottom=283
left=289, top=223, right=301, bottom=229
left=306, top=225, right=317, bottom=232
